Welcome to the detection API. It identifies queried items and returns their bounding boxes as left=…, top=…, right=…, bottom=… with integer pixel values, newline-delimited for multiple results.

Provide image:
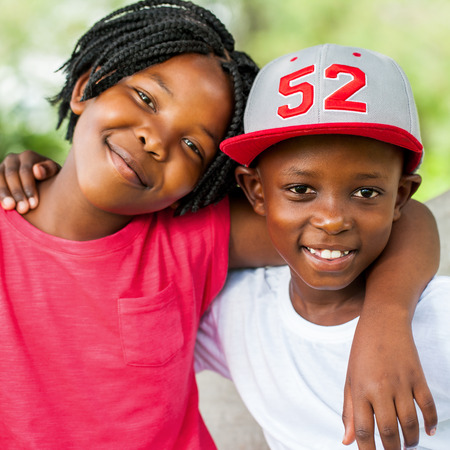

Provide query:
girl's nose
left=136, top=127, right=168, bottom=161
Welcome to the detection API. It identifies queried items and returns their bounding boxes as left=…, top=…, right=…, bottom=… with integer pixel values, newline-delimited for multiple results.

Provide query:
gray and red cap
left=220, top=43, right=423, bottom=173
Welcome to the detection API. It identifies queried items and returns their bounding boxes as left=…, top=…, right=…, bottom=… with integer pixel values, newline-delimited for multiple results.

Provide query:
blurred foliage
left=0, top=110, right=67, bottom=163
left=0, top=0, right=449, bottom=200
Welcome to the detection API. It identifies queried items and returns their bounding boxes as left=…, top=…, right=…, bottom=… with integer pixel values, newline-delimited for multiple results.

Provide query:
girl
left=0, top=1, right=439, bottom=448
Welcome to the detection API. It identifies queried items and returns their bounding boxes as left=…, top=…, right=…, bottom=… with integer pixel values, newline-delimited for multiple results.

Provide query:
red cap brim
left=221, top=122, right=423, bottom=173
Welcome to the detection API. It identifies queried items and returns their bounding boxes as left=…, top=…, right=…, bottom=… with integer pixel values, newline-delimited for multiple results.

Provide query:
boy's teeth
left=308, top=248, right=349, bottom=259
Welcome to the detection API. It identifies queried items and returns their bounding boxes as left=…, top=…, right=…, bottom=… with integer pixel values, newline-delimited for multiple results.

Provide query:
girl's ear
left=393, top=173, right=422, bottom=221
left=235, top=166, right=266, bottom=216
left=70, top=71, right=91, bottom=115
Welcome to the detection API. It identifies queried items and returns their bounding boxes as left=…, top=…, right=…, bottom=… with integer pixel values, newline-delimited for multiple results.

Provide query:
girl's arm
left=229, top=190, right=284, bottom=268
left=342, top=199, right=439, bottom=450
left=0, top=152, right=440, bottom=448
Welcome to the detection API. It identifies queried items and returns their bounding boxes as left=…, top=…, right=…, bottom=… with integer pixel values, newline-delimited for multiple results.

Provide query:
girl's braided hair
left=51, top=0, right=258, bottom=215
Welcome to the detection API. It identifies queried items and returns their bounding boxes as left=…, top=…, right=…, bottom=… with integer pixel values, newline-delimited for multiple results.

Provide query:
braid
left=51, top=0, right=259, bottom=214
left=178, top=52, right=256, bottom=214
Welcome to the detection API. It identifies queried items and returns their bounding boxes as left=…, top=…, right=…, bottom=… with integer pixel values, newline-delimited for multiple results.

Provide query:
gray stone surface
left=197, top=371, right=269, bottom=449
left=425, top=190, right=450, bottom=276
left=197, top=190, right=450, bottom=449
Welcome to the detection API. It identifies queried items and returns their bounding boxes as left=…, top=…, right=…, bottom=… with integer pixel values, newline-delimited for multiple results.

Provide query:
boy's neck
left=23, top=154, right=137, bottom=241
left=288, top=272, right=365, bottom=326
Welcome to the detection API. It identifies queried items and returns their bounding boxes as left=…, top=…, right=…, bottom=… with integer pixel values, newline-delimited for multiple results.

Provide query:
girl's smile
left=106, top=138, right=151, bottom=189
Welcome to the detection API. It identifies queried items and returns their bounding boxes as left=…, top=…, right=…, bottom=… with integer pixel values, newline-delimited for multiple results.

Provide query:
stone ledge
left=425, top=190, right=450, bottom=276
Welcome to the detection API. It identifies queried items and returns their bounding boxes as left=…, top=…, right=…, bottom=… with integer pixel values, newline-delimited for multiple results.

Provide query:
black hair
left=51, top=0, right=258, bottom=215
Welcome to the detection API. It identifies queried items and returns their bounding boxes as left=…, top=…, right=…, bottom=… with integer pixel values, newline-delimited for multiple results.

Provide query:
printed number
left=324, top=64, right=367, bottom=113
left=278, top=65, right=315, bottom=118
left=277, top=64, right=367, bottom=119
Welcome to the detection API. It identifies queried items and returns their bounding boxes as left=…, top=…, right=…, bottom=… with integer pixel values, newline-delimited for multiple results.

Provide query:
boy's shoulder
left=225, top=265, right=290, bottom=296
left=213, top=265, right=290, bottom=318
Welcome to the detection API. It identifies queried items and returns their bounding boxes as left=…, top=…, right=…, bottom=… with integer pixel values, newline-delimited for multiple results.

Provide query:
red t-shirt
left=0, top=199, right=229, bottom=449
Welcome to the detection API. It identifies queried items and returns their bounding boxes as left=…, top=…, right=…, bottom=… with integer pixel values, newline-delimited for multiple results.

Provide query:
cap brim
left=220, top=122, right=423, bottom=173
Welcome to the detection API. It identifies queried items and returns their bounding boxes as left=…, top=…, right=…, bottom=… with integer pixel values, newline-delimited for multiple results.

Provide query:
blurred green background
left=1, top=0, right=449, bottom=201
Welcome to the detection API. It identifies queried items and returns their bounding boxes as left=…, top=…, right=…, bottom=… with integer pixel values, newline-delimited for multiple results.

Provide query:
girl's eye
left=353, top=188, right=380, bottom=199
left=182, top=138, right=203, bottom=160
left=136, top=90, right=156, bottom=111
left=289, top=185, right=314, bottom=195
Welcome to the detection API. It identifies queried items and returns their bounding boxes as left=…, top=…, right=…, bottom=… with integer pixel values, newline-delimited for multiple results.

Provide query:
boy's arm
left=342, top=199, right=439, bottom=450
left=0, top=151, right=60, bottom=213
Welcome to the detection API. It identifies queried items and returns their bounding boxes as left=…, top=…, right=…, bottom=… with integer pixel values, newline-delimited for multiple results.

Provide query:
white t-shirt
left=195, top=265, right=450, bottom=449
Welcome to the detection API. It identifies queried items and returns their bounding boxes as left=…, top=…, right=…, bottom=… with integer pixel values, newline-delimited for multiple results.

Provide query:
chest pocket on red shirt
left=118, top=284, right=184, bottom=366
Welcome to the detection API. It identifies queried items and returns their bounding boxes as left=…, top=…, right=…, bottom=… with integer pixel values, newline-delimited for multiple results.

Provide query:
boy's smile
left=238, top=134, right=417, bottom=321
left=69, top=53, right=233, bottom=219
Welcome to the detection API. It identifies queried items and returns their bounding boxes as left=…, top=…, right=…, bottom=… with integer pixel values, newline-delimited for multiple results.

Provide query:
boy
left=195, top=44, right=450, bottom=449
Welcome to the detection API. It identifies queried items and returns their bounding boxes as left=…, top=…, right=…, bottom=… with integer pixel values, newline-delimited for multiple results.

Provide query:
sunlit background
left=1, top=0, right=449, bottom=201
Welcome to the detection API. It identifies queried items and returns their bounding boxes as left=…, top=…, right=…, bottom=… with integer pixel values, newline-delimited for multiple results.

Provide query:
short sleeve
left=194, top=302, right=231, bottom=379
left=199, top=197, right=231, bottom=315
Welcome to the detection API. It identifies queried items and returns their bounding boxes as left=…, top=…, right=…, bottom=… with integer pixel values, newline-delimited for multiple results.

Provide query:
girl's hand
left=0, top=151, right=60, bottom=214
left=342, top=311, right=437, bottom=449
left=341, top=199, right=439, bottom=449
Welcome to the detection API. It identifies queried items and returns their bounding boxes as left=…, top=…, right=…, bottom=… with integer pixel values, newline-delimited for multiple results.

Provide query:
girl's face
left=69, top=53, right=233, bottom=216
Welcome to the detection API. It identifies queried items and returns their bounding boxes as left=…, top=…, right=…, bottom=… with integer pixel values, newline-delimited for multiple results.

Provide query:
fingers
left=373, top=395, right=405, bottom=450
left=0, top=154, right=26, bottom=212
left=33, top=160, right=61, bottom=180
left=395, top=390, right=420, bottom=449
left=414, top=380, right=438, bottom=437
left=0, top=152, right=35, bottom=213
left=351, top=395, right=376, bottom=450
left=352, top=393, right=404, bottom=450
left=0, top=151, right=60, bottom=214
left=345, top=383, right=436, bottom=450
left=342, top=379, right=356, bottom=445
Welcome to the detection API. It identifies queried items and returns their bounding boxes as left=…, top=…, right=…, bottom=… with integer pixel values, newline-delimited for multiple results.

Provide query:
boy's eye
left=136, top=90, right=156, bottom=111
left=353, top=188, right=380, bottom=199
left=182, top=138, right=203, bottom=160
left=289, top=185, right=314, bottom=195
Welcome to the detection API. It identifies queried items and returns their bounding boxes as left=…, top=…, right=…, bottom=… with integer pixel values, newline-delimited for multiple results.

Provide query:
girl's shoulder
left=156, top=197, right=230, bottom=234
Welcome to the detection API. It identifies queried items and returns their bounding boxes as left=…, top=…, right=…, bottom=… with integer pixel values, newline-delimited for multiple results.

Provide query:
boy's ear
left=235, top=166, right=266, bottom=216
left=70, top=71, right=91, bottom=115
left=393, top=173, right=422, bottom=221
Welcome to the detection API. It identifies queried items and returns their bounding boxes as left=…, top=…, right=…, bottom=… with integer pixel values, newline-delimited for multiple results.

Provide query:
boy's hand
left=342, top=310, right=437, bottom=449
left=0, top=151, right=60, bottom=214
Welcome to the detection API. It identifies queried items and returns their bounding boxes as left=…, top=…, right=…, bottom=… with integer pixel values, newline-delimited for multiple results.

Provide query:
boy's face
left=69, top=53, right=233, bottom=215
left=238, top=135, right=418, bottom=291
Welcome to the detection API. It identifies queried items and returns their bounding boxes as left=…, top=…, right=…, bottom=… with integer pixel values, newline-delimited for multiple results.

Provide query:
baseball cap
left=220, top=44, right=423, bottom=173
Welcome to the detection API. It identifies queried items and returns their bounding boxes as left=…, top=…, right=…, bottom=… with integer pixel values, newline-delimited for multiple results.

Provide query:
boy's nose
left=310, top=201, right=352, bottom=235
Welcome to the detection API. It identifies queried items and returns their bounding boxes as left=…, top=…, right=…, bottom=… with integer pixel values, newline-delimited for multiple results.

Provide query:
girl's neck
left=23, top=159, right=136, bottom=241
left=288, top=272, right=365, bottom=326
